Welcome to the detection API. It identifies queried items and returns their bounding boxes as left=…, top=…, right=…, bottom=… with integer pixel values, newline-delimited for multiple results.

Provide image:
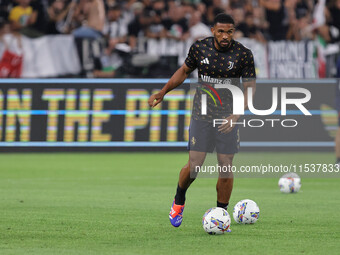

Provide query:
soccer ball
left=233, top=199, right=260, bottom=224
left=278, top=173, right=301, bottom=193
left=202, top=207, right=231, bottom=235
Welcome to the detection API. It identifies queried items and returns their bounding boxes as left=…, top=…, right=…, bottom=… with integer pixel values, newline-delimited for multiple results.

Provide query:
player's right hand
left=148, top=91, right=165, bottom=108
left=218, top=114, right=240, bottom=134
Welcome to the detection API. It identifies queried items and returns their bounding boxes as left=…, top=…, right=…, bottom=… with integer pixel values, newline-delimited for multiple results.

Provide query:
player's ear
left=211, top=26, right=214, bottom=34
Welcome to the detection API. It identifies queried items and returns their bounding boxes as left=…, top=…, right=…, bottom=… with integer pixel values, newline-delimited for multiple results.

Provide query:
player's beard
left=215, top=38, right=231, bottom=50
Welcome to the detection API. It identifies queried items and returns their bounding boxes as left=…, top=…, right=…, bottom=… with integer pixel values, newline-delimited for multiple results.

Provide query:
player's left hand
left=218, top=115, right=240, bottom=134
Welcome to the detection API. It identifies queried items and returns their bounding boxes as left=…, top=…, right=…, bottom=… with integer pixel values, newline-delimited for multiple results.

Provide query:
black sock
left=337, top=157, right=340, bottom=163
left=217, top=201, right=229, bottom=211
left=174, top=184, right=187, bottom=205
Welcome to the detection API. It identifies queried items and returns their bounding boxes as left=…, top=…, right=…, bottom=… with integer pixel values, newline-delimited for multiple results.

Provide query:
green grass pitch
left=0, top=152, right=339, bottom=254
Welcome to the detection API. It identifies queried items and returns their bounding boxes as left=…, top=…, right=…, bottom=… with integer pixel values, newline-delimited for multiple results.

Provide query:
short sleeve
left=241, top=50, right=256, bottom=81
left=184, top=42, right=198, bottom=70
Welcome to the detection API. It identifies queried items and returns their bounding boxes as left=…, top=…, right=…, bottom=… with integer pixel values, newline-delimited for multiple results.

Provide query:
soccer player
left=148, top=13, right=256, bottom=227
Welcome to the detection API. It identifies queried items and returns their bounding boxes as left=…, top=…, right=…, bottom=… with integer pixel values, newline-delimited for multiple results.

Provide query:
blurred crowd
left=1, top=0, right=340, bottom=78
left=0, top=0, right=340, bottom=44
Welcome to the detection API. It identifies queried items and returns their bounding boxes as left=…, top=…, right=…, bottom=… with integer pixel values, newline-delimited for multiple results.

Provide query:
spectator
left=104, top=5, right=129, bottom=54
left=93, top=3, right=133, bottom=78
left=72, top=0, right=105, bottom=39
left=142, top=0, right=153, bottom=13
left=105, top=0, right=116, bottom=9
left=196, top=2, right=208, bottom=25
left=237, top=12, right=267, bottom=42
left=260, top=0, right=289, bottom=41
left=0, top=19, right=11, bottom=35
left=253, top=6, right=269, bottom=38
left=8, top=0, right=42, bottom=37
left=152, top=0, right=166, bottom=14
left=205, top=5, right=224, bottom=26
left=46, top=0, right=77, bottom=34
left=0, top=0, right=13, bottom=22
left=151, top=0, right=167, bottom=24
left=9, top=0, right=33, bottom=27
left=228, top=0, right=245, bottom=9
left=242, top=0, right=255, bottom=14
left=114, top=0, right=136, bottom=32
left=162, top=4, right=189, bottom=41
left=286, top=0, right=313, bottom=40
left=188, top=10, right=211, bottom=42
left=145, top=10, right=167, bottom=39
left=295, top=0, right=311, bottom=20
left=182, top=2, right=195, bottom=20
left=318, top=0, right=340, bottom=43
left=327, top=0, right=340, bottom=42
left=127, top=2, right=149, bottom=50
left=30, top=0, right=49, bottom=34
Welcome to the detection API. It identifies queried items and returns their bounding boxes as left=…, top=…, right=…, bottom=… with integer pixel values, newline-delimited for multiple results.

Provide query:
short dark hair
left=213, top=13, right=235, bottom=26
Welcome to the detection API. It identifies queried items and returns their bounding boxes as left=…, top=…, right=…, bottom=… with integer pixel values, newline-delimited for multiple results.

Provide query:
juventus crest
left=227, top=61, right=234, bottom=70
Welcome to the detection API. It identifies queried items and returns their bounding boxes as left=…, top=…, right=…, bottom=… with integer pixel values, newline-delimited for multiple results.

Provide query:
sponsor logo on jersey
left=200, top=58, right=210, bottom=64
left=200, top=75, right=231, bottom=84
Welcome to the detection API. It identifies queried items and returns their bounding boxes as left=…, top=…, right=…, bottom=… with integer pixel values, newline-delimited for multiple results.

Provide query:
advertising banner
left=0, top=79, right=337, bottom=151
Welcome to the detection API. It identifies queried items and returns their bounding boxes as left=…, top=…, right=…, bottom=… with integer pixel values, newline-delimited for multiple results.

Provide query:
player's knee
left=180, top=161, right=197, bottom=180
left=217, top=157, right=233, bottom=166
left=189, top=159, right=203, bottom=179
left=189, top=157, right=204, bottom=170
left=219, top=167, right=234, bottom=179
left=181, top=162, right=190, bottom=172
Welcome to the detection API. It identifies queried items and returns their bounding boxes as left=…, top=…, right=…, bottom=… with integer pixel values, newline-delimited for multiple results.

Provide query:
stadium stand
left=0, top=0, right=339, bottom=78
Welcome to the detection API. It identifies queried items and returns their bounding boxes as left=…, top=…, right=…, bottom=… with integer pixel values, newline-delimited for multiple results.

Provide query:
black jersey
left=184, top=37, right=256, bottom=121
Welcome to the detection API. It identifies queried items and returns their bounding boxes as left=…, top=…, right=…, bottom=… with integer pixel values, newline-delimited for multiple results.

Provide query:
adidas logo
left=200, top=58, right=209, bottom=64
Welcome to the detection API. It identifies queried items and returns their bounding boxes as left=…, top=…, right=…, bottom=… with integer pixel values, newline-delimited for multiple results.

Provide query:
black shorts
left=187, top=118, right=240, bottom=154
